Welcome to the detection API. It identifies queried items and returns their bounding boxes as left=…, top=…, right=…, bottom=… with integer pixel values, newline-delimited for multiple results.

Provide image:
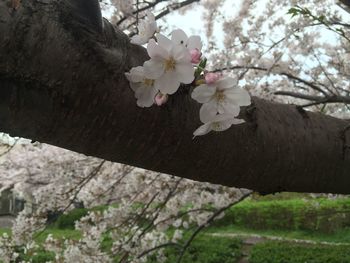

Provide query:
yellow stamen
left=212, top=122, right=221, bottom=131
left=164, top=57, right=176, bottom=72
left=143, top=79, right=154, bottom=87
left=215, top=91, right=226, bottom=102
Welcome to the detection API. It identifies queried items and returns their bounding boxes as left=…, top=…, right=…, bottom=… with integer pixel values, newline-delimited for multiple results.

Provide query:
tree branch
left=274, top=91, right=350, bottom=104
left=216, top=65, right=329, bottom=96
left=1, top=0, right=350, bottom=195
left=126, top=0, right=201, bottom=36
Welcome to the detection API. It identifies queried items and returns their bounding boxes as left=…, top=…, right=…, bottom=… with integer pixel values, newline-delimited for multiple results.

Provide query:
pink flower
left=190, top=49, right=202, bottom=64
left=205, top=72, right=222, bottom=84
left=154, top=93, right=169, bottom=106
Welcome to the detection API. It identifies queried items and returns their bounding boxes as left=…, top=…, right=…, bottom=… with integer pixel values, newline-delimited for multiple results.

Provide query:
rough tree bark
left=0, top=0, right=349, bottom=194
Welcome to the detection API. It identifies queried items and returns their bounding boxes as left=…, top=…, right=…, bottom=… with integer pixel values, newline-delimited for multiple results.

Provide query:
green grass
left=2, top=195, right=350, bottom=262
left=213, top=197, right=350, bottom=233
left=0, top=228, right=10, bottom=236
left=249, top=241, right=350, bottom=263
left=206, top=224, right=350, bottom=244
left=0, top=227, right=81, bottom=244
left=34, top=228, right=82, bottom=243
left=149, top=234, right=242, bottom=263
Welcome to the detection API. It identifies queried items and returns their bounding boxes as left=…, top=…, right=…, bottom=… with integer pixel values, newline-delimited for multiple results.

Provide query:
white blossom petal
left=225, top=88, right=251, bottom=106
left=200, top=100, right=217, bottom=123
left=155, top=72, right=180, bottom=95
left=171, top=29, right=188, bottom=46
left=156, top=34, right=173, bottom=52
left=216, top=77, right=236, bottom=90
left=218, top=102, right=240, bottom=116
left=187, top=36, right=202, bottom=51
left=214, top=117, right=245, bottom=131
left=194, top=114, right=245, bottom=137
left=146, top=11, right=155, bottom=22
left=212, top=119, right=233, bottom=132
left=175, top=63, right=194, bottom=84
left=147, top=39, right=168, bottom=59
left=193, top=123, right=212, bottom=137
left=131, top=12, right=157, bottom=45
left=144, top=59, right=165, bottom=79
left=130, top=35, right=144, bottom=45
left=211, top=114, right=245, bottom=131
left=129, top=82, right=143, bottom=93
left=145, top=12, right=157, bottom=33
left=191, top=84, right=216, bottom=103
left=172, top=45, right=191, bottom=63
left=134, top=85, right=158, bottom=107
left=125, top=66, right=145, bottom=83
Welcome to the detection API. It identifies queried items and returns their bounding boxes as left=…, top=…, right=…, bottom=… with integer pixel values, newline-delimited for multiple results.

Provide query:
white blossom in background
left=112, top=0, right=133, bottom=15
left=0, top=233, right=19, bottom=263
left=143, top=33, right=195, bottom=95
left=0, top=142, right=248, bottom=262
left=125, top=66, right=158, bottom=107
left=131, top=12, right=158, bottom=45
left=11, top=212, right=46, bottom=245
left=193, top=114, right=245, bottom=137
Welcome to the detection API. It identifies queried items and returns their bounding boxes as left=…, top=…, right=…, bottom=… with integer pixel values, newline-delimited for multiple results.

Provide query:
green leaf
left=194, top=58, right=208, bottom=78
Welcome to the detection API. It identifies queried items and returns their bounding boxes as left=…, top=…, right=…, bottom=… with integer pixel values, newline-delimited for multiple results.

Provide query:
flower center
left=164, top=57, right=176, bottom=72
left=212, top=122, right=221, bottom=131
left=143, top=78, right=155, bottom=87
left=215, top=91, right=226, bottom=102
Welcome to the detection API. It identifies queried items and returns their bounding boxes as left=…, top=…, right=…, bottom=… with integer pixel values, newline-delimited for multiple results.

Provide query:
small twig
left=127, top=0, right=201, bottom=37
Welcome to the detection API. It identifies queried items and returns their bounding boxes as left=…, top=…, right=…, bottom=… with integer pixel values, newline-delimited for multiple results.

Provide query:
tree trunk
left=1, top=0, right=350, bottom=194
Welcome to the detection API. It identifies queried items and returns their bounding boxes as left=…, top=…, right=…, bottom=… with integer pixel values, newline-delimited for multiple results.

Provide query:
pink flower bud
left=205, top=72, right=221, bottom=84
left=190, top=48, right=202, bottom=64
left=155, top=93, right=168, bottom=106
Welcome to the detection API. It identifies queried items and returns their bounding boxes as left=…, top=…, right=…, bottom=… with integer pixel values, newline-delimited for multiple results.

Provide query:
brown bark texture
left=0, top=0, right=350, bottom=194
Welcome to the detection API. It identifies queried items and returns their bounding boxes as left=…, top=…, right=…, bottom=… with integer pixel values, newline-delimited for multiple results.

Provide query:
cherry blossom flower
left=130, top=12, right=157, bottom=45
left=143, top=34, right=195, bottom=95
left=171, top=29, right=202, bottom=51
left=191, top=76, right=251, bottom=122
left=125, top=66, right=158, bottom=108
left=193, top=114, right=245, bottom=137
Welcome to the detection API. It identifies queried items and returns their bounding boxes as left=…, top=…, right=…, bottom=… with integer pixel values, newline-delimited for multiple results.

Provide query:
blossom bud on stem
left=154, top=93, right=169, bottom=106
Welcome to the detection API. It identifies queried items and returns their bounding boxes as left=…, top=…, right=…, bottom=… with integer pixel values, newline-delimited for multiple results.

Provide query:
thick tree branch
left=1, top=0, right=350, bottom=194
left=274, top=91, right=350, bottom=104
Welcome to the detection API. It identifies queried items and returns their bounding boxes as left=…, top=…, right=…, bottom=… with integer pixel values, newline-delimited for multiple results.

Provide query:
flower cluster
left=125, top=13, right=251, bottom=137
